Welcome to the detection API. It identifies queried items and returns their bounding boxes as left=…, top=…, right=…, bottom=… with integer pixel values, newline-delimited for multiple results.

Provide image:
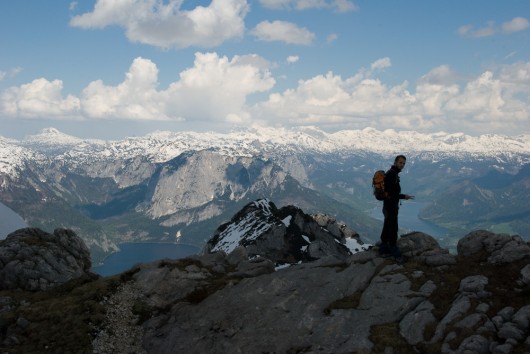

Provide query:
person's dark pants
left=380, top=202, right=400, bottom=256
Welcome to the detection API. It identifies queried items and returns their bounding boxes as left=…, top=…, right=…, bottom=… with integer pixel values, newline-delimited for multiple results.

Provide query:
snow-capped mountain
left=10, top=126, right=530, bottom=165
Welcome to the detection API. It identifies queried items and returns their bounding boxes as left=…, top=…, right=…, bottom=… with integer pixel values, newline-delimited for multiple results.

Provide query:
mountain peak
left=24, top=127, right=82, bottom=145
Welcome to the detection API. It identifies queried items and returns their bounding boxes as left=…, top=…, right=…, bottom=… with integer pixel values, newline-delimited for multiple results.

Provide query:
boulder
left=457, top=230, right=530, bottom=264
left=0, top=228, right=92, bottom=291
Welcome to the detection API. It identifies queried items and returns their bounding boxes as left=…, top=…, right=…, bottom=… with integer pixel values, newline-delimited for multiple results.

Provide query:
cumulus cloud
left=69, top=0, right=249, bottom=48
left=260, top=0, right=358, bottom=12
left=161, top=52, right=275, bottom=123
left=251, top=20, right=315, bottom=45
left=80, top=57, right=166, bottom=120
left=0, top=79, right=81, bottom=119
left=0, top=53, right=275, bottom=124
left=250, top=59, right=530, bottom=134
left=1, top=55, right=529, bottom=135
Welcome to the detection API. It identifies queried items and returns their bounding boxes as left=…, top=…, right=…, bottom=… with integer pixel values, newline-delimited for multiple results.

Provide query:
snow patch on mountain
left=0, top=138, right=46, bottom=178
left=210, top=199, right=277, bottom=254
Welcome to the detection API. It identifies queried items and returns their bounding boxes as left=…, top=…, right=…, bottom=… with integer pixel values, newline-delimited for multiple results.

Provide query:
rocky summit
left=0, top=201, right=529, bottom=354
left=204, top=199, right=371, bottom=266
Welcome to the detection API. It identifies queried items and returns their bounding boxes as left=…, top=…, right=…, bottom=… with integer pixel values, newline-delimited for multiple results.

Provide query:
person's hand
left=405, top=195, right=415, bottom=200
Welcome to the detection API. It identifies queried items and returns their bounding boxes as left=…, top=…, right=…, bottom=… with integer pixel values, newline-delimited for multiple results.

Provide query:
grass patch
left=158, top=257, right=203, bottom=271
left=0, top=274, right=122, bottom=354
left=131, top=299, right=155, bottom=325
left=370, top=323, right=413, bottom=353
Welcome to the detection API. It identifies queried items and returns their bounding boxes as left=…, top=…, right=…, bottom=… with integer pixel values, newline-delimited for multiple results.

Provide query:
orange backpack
left=372, top=170, right=387, bottom=201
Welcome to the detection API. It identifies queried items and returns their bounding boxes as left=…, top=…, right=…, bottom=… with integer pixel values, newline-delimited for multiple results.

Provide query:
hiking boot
left=388, top=245, right=401, bottom=258
left=378, top=243, right=390, bottom=257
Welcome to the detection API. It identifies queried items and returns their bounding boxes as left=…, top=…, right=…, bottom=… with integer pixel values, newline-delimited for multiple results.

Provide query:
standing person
left=379, top=155, right=414, bottom=259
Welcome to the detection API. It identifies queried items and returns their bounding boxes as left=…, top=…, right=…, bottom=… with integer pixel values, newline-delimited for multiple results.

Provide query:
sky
left=1, top=0, right=529, bottom=140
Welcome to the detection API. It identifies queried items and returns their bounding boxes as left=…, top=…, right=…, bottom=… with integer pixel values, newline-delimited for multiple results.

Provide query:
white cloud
left=251, top=59, right=530, bottom=135
left=80, top=57, right=165, bottom=120
left=1, top=56, right=529, bottom=135
left=326, top=33, right=338, bottom=43
left=69, top=0, right=249, bottom=48
left=458, top=17, right=529, bottom=38
left=332, top=0, right=358, bottom=12
left=370, top=57, right=391, bottom=71
left=0, top=79, right=81, bottom=119
left=502, top=17, right=530, bottom=33
left=161, top=52, right=275, bottom=123
left=251, top=20, right=315, bottom=45
left=287, top=55, right=299, bottom=64
left=0, top=67, right=23, bottom=82
left=498, top=61, right=530, bottom=84
left=418, top=65, right=459, bottom=86
left=259, top=0, right=358, bottom=12
left=0, top=53, right=275, bottom=124
left=457, top=22, right=496, bottom=38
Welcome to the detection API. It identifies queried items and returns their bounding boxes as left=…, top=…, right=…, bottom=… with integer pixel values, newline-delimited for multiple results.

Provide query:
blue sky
left=1, top=0, right=529, bottom=139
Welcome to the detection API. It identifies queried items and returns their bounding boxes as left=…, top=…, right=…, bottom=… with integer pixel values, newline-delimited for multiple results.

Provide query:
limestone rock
left=0, top=228, right=92, bottom=291
left=457, top=230, right=530, bottom=263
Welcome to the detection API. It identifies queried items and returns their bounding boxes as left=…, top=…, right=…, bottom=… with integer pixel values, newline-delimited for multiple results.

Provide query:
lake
left=0, top=202, right=27, bottom=239
left=92, top=243, right=200, bottom=276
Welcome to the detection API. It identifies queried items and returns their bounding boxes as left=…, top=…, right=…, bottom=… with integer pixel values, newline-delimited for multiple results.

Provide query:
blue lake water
left=370, top=201, right=450, bottom=239
left=92, top=243, right=200, bottom=277
left=0, top=202, right=27, bottom=240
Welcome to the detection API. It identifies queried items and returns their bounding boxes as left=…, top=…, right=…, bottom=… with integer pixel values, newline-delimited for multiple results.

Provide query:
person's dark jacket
left=384, top=165, right=406, bottom=206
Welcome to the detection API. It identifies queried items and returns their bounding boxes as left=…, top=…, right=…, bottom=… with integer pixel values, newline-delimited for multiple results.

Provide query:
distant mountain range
left=1, top=127, right=529, bottom=263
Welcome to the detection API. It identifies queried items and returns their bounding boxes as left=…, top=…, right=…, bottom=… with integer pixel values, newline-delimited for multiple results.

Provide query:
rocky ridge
left=0, top=202, right=529, bottom=353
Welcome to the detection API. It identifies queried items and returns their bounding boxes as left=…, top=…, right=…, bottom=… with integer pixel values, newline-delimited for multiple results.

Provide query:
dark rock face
left=204, top=199, right=370, bottom=265
left=0, top=228, right=92, bottom=291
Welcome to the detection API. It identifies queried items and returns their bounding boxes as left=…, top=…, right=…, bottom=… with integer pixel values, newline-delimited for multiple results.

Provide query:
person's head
left=393, top=155, right=406, bottom=171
